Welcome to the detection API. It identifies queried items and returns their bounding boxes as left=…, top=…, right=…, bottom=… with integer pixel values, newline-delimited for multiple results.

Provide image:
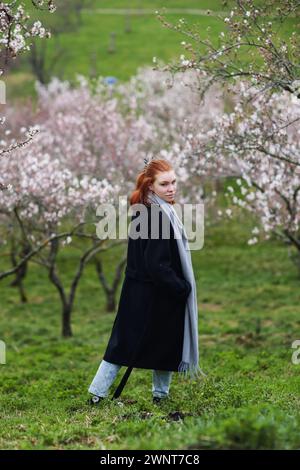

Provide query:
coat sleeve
left=143, top=207, right=192, bottom=301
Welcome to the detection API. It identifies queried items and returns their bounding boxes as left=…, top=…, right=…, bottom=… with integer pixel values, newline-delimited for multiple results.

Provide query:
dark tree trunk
left=62, top=303, right=73, bottom=337
left=94, top=254, right=127, bottom=313
left=9, top=240, right=30, bottom=303
left=106, top=291, right=116, bottom=312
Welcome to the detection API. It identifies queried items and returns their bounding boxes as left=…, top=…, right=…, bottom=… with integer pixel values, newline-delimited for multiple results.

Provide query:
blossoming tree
left=0, top=127, right=118, bottom=336
left=0, top=0, right=56, bottom=189
left=157, top=0, right=300, bottom=100
left=0, top=68, right=225, bottom=333
left=170, top=81, right=300, bottom=273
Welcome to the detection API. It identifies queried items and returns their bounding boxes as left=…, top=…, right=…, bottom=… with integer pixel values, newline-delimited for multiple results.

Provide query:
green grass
left=1, top=213, right=300, bottom=449
left=7, top=0, right=298, bottom=101
left=10, top=11, right=224, bottom=84
left=8, top=6, right=224, bottom=99
left=25, top=0, right=227, bottom=12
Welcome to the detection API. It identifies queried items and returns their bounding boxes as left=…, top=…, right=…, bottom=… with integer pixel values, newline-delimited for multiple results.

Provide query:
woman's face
left=149, top=170, right=177, bottom=203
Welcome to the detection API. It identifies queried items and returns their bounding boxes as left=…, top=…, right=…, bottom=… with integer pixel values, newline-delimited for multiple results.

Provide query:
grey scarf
left=147, top=191, right=207, bottom=381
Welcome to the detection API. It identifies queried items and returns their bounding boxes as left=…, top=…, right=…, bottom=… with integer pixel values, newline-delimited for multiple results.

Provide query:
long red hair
left=129, top=159, right=175, bottom=207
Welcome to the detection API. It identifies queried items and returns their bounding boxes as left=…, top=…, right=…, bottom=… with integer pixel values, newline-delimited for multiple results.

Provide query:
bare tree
left=26, top=0, right=92, bottom=83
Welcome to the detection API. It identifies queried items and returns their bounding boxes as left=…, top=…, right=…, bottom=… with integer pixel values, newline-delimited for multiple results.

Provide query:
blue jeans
left=88, top=359, right=173, bottom=398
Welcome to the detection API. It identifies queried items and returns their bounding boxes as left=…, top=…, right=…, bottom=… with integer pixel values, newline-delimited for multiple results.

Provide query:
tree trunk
left=10, top=241, right=29, bottom=303
left=16, top=277, right=27, bottom=303
left=287, top=244, right=300, bottom=278
left=62, top=303, right=73, bottom=337
left=94, top=254, right=126, bottom=313
left=106, top=291, right=116, bottom=312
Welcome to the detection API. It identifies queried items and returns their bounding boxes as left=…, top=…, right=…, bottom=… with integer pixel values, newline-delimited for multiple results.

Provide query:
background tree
left=169, top=81, right=300, bottom=273
left=0, top=69, right=224, bottom=327
left=157, top=0, right=300, bottom=100
left=0, top=126, right=117, bottom=336
left=0, top=0, right=56, bottom=187
left=25, top=0, right=93, bottom=84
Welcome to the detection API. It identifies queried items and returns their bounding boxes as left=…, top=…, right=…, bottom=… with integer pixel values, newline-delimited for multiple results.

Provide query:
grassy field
left=8, top=1, right=225, bottom=99
left=1, top=213, right=300, bottom=450
left=88, top=1, right=224, bottom=9
left=2, top=1, right=300, bottom=450
left=7, top=0, right=297, bottom=100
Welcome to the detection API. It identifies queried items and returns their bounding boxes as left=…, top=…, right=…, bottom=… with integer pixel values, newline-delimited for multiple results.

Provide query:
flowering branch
left=156, top=0, right=300, bottom=99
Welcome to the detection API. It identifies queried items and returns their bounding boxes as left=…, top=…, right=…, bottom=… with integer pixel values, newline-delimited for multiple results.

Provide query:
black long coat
left=103, top=202, right=192, bottom=372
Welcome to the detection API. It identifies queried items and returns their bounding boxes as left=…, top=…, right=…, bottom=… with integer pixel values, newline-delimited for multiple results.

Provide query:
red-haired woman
left=88, top=158, right=205, bottom=405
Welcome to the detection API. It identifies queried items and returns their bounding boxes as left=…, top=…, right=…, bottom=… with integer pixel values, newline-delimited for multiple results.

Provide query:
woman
left=88, top=158, right=205, bottom=405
